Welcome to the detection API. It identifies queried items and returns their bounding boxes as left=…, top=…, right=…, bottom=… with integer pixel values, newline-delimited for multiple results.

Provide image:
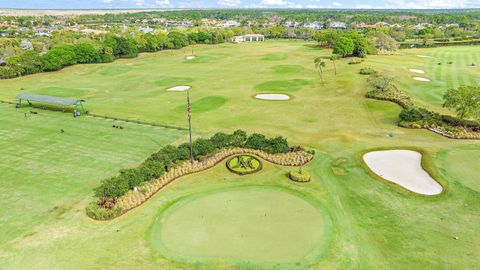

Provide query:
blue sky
left=0, top=0, right=478, bottom=9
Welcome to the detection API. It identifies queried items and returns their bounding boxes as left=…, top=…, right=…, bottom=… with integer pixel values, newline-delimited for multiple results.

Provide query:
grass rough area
left=0, top=41, right=479, bottom=269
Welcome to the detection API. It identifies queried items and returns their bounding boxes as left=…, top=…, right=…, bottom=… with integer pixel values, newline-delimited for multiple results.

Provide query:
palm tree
left=314, top=57, right=326, bottom=82
left=330, top=54, right=340, bottom=75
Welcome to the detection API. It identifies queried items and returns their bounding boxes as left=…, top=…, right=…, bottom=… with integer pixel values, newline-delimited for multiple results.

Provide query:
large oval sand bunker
left=363, top=150, right=442, bottom=195
left=148, top=187, right=328, bottom=265
left=255, top=94, right=290, bottom=100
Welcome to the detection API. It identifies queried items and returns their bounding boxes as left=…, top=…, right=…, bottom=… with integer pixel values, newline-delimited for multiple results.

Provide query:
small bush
left=359, top=67, right=376, bottom=75
left=86, top=202, right=123, bottom=220
left=348, top=58, right=364, bottom=65
left=289, top=169, right=311, bottom=183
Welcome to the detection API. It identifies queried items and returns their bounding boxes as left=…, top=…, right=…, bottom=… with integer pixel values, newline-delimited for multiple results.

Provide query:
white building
left=232, top=34, right=265, bottom=43
left=138, top=26, right=154, bottom=34
left=221, top=20, right=241, bottom=27
left=304, top=21, right=322, bottom=30
left=330, top=21, right=347, bottom=29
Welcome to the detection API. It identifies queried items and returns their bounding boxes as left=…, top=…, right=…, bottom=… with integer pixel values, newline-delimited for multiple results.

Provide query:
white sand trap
left=185, top=55, right=196, bottom=60
left=416, top=55, right=433, bottom=58
left=363, top=150, right=443, bottom=195
left=409, top=69, right=425, bottom=74
left=413, top=77, right=430, bottom=82
left=167, top=86, right=191, bottom=92
left=255, top=94, right=290, bottom=101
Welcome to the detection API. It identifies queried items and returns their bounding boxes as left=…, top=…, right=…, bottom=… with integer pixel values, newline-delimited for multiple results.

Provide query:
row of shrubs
left=399, top=107, right=480, bottom=132
left=365, top=71, right=480, bottom=137
left=94, top=130, right=291, bottom=201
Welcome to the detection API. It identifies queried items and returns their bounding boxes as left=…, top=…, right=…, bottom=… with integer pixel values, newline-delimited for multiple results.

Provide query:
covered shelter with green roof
left=16, top=93, right=85, bottom=115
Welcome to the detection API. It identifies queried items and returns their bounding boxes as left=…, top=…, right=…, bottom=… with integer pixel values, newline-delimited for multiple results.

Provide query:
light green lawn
left=0, top=41, right=479, bottom=269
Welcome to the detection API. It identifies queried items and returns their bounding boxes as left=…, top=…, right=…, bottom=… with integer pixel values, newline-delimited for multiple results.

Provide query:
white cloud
left=332, top=2, right=342, bottom=6
left=102, top=0, right=113, bottom=4
left=218, top=0, right=241, bottom=6
left=385, top=0, right=475, bottom=8
left=260, top=0, right=287, bottom=5
left=155, top=0, right=172, bottom=6
left=356, top=4, right=373, bottom=8
left=258, top=0, right=303, bottom=7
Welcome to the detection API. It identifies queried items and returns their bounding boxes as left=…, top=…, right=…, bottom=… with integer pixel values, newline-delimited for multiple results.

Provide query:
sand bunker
left=185, top=55, right=196, bottom=60
left=255, top=94, right=290, bottom=100
left=416, top=55, right=433, bottom=58
left=363, top=150, right=443, bottom=195
left=167, top=86, right=191, bottom=92
left=413, top=77, right=430, bottom=82
left=409, top=69, right=426, bottom=74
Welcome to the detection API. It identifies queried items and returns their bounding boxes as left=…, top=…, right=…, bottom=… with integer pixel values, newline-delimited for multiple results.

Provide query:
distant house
left=138, top=26, right=154, bottom=34
left=413, top=23, right=433, bottom=31
left=220, top=20, right=241, bottom=27
left=81, top=28, right=108, bottom=35
left=446, top=23, right=460, bottom=28
left=355, top=23, right=376, bottom=29
left=374, top=22, right=391, bottom=28
left=304, top=21, right=322, bottom=30
left=232, top=34, right=265, bottom=43
left=330, top=22, right=347, bottom=30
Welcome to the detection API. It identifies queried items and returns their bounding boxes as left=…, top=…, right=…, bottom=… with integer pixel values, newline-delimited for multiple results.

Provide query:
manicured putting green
left=148, top=187, right=328, bottom=265
left=255, top=79, right=309, bottom=92
left=175, top=96, right=227, bottom=113
left=272, top=65, right=304, bottom=73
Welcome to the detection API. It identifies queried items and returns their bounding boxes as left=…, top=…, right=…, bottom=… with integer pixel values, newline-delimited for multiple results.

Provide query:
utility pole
left=187, top=90, right=194, bottom=164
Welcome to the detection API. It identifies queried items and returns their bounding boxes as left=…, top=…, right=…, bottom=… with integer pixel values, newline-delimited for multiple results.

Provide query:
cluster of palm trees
left=314, top=54, right=340, bottom=82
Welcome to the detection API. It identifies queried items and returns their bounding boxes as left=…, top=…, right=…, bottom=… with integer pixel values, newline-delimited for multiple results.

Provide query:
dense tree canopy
left=443, top=85, right=480, bottom=120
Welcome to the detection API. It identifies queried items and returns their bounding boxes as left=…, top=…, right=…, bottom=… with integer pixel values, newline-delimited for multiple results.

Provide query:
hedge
left=93, top=130, right=290, bottom=201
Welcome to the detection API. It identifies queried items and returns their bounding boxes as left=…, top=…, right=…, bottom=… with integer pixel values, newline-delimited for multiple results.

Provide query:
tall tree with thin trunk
left=330, top=54, right=339, bottom=75
left=314, top=57, right=326, bottom=82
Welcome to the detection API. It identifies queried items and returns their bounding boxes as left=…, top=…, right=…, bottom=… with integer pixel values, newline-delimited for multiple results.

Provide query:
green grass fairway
left=149, top=186, right=329, bottom=267
left=0, top=40, right=479, bottom=269
left=0, top=103, right=186, bottom=245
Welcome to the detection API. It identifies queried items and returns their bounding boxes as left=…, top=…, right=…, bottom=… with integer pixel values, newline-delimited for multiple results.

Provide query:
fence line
left=0, top=100, right=187, bottom=131
left=86, top=113, right=188, bottom=130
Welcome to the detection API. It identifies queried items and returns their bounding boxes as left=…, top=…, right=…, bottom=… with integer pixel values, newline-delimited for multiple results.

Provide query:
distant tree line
left=0, top=28, right=228, bottom=79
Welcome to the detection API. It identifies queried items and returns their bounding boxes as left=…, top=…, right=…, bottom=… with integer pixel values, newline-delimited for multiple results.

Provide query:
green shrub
left=359, top=67, right=376, bottom=75
left=348, top=58, right=363, bottom=65
left=94, top=176, right=129, bottom=198
left=86, top=202, right=123, bottom=220
left=399, top=107, right=424, bottom=122
left=289, top=170, right=311, bottom=183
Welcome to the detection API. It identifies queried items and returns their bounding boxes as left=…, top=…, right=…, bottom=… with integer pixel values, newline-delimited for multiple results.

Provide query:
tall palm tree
left=330, top=54, right=340, bottom=75
left=314, top=57, right=326, bottom=82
